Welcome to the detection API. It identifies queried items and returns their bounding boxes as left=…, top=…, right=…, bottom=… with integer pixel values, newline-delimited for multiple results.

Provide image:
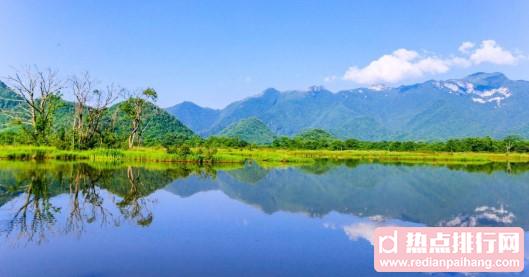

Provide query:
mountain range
left=2, top=72, right=529, bottom=143
left=168, top=72, right=529, bottom=140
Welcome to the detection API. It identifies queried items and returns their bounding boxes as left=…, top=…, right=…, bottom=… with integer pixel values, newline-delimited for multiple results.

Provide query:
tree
left=86, top=86, right=119, bottom=147
left=70, top=72, right=94, bottom=149
left=70, top=73, right=120, bottom=149
left=1, top=66, right=64, bottom=144
left=120, top=88, right=158, bottom=148
left=503, top=135, right=522, bottom=153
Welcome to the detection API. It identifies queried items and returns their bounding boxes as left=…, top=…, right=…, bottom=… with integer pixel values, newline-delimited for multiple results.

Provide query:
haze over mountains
left=168, top=72, right=529, bottom=140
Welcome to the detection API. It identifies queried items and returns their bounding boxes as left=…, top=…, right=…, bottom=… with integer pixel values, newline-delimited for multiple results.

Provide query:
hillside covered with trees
left=219, top=117, right=276, bottom=145
left=0, top=68, right=195, bottom=149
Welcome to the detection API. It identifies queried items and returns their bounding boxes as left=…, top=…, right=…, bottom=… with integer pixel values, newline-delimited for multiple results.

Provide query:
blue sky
left=1, top=0, right=528, bottom=108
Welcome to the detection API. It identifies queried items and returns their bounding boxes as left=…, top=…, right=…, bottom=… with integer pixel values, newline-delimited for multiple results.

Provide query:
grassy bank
left=1, top=145, right=529, bottom=165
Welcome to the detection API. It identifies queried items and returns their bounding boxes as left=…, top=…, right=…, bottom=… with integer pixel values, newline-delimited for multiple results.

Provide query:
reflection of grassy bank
left=2, top=146, right=529, bottom=165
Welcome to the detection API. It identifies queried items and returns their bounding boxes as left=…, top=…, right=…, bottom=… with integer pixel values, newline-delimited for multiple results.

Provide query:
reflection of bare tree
left=201, top=165, right=217, bottom=179
left=65, top=164, right=117, bottom=237
left=5, top=170, right=59, bottom=245
left=117, top=167, right=154, bottom=227
left=2, top=164, right=121, bottom=245
left=66, top=168, right=85, bottom=236
left=1, top=163, right=198, bottom=246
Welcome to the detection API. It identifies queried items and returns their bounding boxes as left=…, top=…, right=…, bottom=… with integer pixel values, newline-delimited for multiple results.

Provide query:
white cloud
left=458, top=41, right=475, bottom=53
left=343, top=49, right=450, bottom=84
left=341, top=40, right=523, bottom=85
left=343, top=222, right=378, bottom=244
left=469, top=40, right=519, bottom=65
left=342, top=215, right=404, bottom=245
left=449, top=56, right=472, bottom=67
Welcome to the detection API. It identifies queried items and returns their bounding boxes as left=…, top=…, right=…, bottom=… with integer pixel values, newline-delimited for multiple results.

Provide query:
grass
left=1, top=145, right=529, bottom=165
left=215, top=148, right=529, bottom=165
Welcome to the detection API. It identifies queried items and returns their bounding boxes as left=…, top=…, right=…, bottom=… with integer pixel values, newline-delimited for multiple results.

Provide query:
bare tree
left=2, top=66, right=64, bottom=143
left=121, top=88, right=157, bottom=148
left=86, top=84, right=119, bottom=145
left=70, top=72, right=94, bottom=148
left=70, top=72, right=119, bottom=149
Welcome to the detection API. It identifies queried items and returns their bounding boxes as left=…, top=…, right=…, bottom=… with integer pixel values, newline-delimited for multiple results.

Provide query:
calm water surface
left=0, top=160, right=528, bottom=276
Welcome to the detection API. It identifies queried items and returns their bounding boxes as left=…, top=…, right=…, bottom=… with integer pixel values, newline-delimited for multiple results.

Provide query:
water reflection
left=0, top=160, right=528, bottom=276
left=0, top=162, right=211, bottom=245
left=1, top=161, right=529, bottom=238
left=171, top=161, right=529, bottom=228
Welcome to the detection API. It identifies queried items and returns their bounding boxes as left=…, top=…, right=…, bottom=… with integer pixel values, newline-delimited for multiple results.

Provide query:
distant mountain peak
left=165, top=101, right=221, bottom=135
left=463, top=72, right=509, bottom=87
left=433, top=73, right=513, bottom=106
left=171, top=101, right=218, bottom=112
left=261, top=88, right=280, bottom=95
left=178, top=101, right=202, bottom=108
left=465, top=72, right=507, bottom=80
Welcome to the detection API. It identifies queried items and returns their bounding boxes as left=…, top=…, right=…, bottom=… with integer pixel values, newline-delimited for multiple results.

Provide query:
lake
left=0, top=160, right=528, bottom=276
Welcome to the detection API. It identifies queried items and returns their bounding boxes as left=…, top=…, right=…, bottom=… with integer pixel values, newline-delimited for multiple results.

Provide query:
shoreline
left=1, top=145, right=529, bottom=165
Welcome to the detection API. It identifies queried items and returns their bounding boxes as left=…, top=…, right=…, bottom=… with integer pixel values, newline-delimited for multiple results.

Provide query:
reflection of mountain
left=163, top=175, right=218, bottom=197
left=3, top=161, right=529, bottom=235
left=165, top=163, right=529, bottom=228
left=224, top=162, right=270, bottom=184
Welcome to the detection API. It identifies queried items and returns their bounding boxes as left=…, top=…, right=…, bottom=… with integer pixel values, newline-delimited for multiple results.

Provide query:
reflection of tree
left=225, top=162, right=267, bottom=184
left=65, top=164, right=116, bottom=237
left=1, top=162, right=200, bottom=245
left=201, top=164, right=217, bottom=179
left=116, top=167, right=154, bottom=227
left=5, top=169, right=59, bottom=245
left=300, top=159, right=352, bottom=175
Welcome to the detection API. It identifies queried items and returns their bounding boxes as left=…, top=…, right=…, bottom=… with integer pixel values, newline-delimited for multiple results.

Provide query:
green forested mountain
left=108, top=101, right=195, bottom=146
left=166, top=101, right=220, bottom=135
left=0, top=82, right=196, bottom=146
left=218, top=117, right=275, bottom=144
left=50, top=101, right=196, bottom=146
left=294, top=128, right=336, bottom=141
left=0, top=81, right=20, bottom=109
left=168, top=73, right=529, bottom=140
left=0, top=82, right=22, bottom=132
